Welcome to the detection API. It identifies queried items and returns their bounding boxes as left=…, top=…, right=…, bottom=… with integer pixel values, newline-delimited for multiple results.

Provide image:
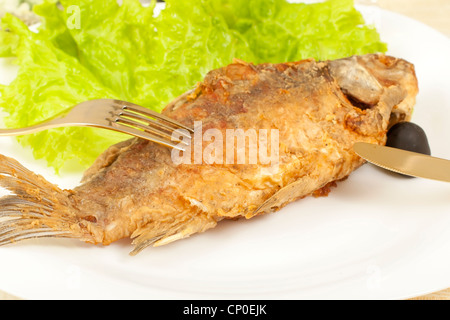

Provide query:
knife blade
left=353, top=142, right=450, bottom=183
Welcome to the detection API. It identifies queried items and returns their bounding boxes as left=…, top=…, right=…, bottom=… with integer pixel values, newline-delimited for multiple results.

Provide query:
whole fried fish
left=0, top=54, right=418, bottom=255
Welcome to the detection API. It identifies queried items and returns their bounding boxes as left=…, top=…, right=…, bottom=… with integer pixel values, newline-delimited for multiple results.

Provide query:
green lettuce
left=0, top=0, right=387, bottom=173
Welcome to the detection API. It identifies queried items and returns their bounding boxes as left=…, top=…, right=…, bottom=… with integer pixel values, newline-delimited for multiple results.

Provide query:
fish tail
left=0, top=154, right=94, bottom=246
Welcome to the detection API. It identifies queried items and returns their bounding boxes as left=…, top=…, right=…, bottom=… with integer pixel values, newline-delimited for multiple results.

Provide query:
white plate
left=0, top=5, right=449, bottom=300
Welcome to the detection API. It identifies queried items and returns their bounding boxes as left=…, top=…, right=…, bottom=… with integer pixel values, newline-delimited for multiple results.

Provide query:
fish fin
left=249, top=175, right=322, bottom=218
left=129, top=213, right=217, bottom=256
left=0, top=154, right=94, bottom=246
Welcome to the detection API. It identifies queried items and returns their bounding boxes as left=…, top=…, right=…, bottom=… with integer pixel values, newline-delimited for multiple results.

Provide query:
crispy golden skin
left=0, top=54, right=418, bottom=254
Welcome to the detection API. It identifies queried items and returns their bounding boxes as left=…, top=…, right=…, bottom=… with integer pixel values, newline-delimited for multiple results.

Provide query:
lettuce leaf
left=0, top=12, right=127, bottom=171
left=0, top=0, right=387, bottom=173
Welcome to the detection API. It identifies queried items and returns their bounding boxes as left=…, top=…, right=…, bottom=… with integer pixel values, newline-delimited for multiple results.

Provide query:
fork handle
left=0, top=117, right=70, bottom=137
left=0, top=114, right=111, bottom=136
left=0, top=126, right=56, bottom=136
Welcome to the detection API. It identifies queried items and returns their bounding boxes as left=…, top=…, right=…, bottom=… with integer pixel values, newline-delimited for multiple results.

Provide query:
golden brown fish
left=0, top=54, right=418, bottom=255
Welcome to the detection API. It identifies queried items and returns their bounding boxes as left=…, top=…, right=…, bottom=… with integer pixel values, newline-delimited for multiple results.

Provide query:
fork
left=0, top=99, right=194, bottom=150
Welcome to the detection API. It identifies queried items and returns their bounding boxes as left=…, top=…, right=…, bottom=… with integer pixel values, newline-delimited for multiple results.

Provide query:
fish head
left=329, top=54, right=418, bottom=129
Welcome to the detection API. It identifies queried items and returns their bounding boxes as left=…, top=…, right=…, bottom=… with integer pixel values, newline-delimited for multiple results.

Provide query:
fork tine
left=118, top=110, right=192, bottom=140
left=114, top=100, right=194, bottom=133
left=115, top=117, right=190, bottom=146
left=110, top=122, right=187, bottom=151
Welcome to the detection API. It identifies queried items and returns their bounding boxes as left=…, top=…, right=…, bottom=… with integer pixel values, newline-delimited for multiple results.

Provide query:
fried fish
left=0, top=54, right=418, bottom=254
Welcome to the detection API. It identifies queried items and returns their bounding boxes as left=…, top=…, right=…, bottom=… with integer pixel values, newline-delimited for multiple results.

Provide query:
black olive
left=387, top=122, right=431, bottom=155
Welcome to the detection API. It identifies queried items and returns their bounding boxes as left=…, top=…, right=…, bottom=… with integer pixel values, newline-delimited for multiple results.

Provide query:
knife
left=353, top=142, right=450, bottom=183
